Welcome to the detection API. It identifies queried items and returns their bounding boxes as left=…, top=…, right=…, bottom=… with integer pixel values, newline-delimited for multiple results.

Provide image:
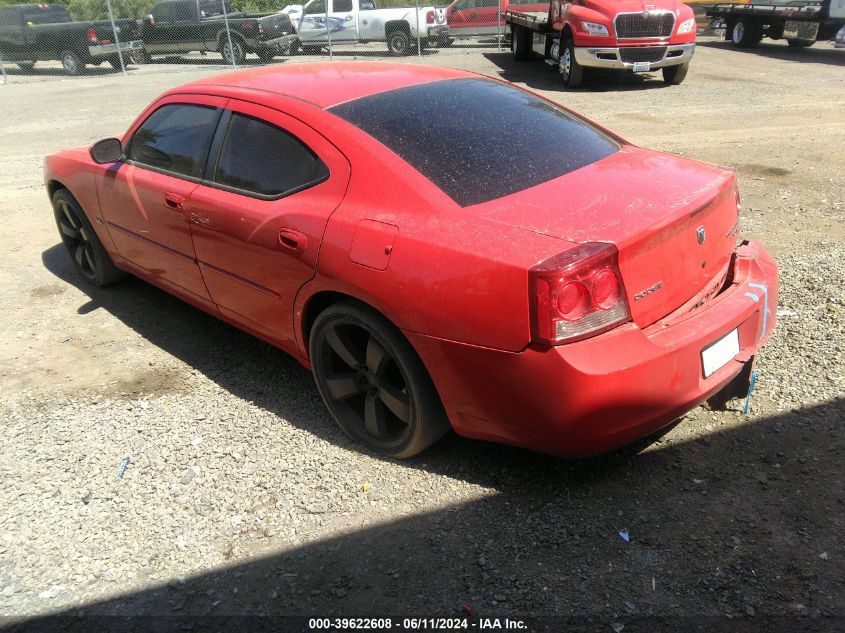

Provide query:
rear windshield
left=22, top=5, right=72, bottom=23
left=330, top=78, right=619, bottom=207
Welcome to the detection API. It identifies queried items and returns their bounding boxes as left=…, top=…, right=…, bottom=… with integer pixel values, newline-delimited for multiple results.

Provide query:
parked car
left=0, top=3, right=142, bottom=75
left=133, top=0, right=297, bottom=65
left=43, top=63, right=778, bottom=458
left=284, top=0, right=448, bottom=55
left=445, top=0, right=546, bottom=38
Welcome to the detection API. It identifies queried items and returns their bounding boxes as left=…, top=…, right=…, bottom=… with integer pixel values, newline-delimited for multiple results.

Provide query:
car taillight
left=258, top=23, right=264, bottom=34
left=529, top=242, right=631, bottom=345
left=243, top=21, right=254, bottom=28
left=86, top=27, right=98, bottom=43
left=426, top=10, right=435, bottom=24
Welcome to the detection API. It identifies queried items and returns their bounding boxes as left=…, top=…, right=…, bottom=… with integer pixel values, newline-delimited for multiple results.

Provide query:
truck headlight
left=677, top=18, right=695, bottom=34
left=582, top=21, right=609, bottom=36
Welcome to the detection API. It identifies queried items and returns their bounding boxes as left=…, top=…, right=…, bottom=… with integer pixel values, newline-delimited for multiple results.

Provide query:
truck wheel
left=786, top=38, right=813, bottom=47
left=60, top=51, right=84, bottom=76
left=107, top=56, right=124, bottom=70
left=559, top=38, right=583, bottom=89
left=128, top=50, right=150, bottom=64
left=511, top=25, right=530, bottom=60
left=220, top=38, right=246, bottom=65
left=285, top=38, right=301, bottom=55
left=257, top=49, right=276, bottom=64
left=662, top=61, right=689, bottom=85
left=17, top=61, right=35, bottom=71
left=386, top=29, right=411, bottom=56
left=436, top=35, right=453, bottom=47
left=730, top=18, right=762, bottom=48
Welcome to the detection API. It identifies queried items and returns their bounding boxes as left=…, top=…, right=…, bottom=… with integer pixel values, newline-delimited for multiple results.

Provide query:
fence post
left=105, top=0, right=127, bottom=76
left=222, top=4, right=237, bottom=67
left=415, top=0, right=421, bottom=57
left=497, top=0, right=502, bottom=52
left=326, top=1, right=332, bottom=60
left=0, top=49, right=7, bottom=85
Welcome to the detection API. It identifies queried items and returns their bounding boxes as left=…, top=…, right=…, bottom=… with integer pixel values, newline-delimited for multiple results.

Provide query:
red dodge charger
left=44, top=63, right=778, bottom=458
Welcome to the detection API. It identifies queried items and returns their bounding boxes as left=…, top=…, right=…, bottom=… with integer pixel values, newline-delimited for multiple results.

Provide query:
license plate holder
left=632, top=61, right=651, bottom=72
left=701, top=328, right=740, bottom=378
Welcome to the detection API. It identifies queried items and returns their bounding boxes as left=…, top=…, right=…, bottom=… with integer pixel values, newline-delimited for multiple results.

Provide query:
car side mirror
left=90, top=138, right=123, bottom=164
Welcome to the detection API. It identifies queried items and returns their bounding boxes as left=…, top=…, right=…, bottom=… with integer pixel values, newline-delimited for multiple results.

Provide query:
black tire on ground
left=128, top=49, right=150, bottom=64
left=107, top=56, right=124, bottom=70
left=511, top=25, right=530, bottom=60
left=286, top=38, right=301, bottom=55
left=662, top=61, right=689, bottom=84
left=220, top=37, right=246, bottom=64
left=52, top=189, right=126, bottom=287
left=17, top=61, right=35, bottom=71
left=559, top=37, right=583, bottom=88
left=436, top=35, right=454, bottom=47
left=386, top=29, right=412, bottom=56
left=60, top=50, right=84, bottom=76
left=301, top=44, right=322, bottom=55
left=257, top=49, right=276, bottom=64
left=786, top=38, right=813, bottom=47
left=310, top=302, right=451, bottom=458
left=730, top=18, right=762, bottom=48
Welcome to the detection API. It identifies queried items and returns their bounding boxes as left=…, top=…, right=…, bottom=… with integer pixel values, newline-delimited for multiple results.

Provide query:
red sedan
left=44, top=63, right=777, bottom=458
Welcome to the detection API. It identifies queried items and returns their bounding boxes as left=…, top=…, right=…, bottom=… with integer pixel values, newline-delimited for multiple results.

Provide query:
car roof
left=177, top=62, right=472, bottom=109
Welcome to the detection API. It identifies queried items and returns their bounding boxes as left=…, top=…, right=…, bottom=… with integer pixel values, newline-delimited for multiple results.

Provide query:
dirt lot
left=0, top=37, right=843, bottom=631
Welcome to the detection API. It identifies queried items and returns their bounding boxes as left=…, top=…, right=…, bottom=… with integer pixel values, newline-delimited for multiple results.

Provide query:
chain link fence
left=0, top=0, right=516, bottom=84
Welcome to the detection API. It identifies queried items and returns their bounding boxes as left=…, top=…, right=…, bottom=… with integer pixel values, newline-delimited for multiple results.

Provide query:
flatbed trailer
left=505, top=0, right=698, bottom=88
left=706, top=0, right=845, bottom=47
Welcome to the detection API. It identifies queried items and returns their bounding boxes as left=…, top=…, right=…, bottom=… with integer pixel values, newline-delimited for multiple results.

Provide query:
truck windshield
left=22, top=6, right=72, bottom=24
left=330, top=78, right=619, bottom=207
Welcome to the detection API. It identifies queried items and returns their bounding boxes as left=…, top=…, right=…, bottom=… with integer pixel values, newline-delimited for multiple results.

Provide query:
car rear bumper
left=260, top=33, right=298, bottom=50
left=408, top=239, right=778, bottom=457
left=574, top=42, right=695, bottom=70
left=88, top=39, right=143, bottom=58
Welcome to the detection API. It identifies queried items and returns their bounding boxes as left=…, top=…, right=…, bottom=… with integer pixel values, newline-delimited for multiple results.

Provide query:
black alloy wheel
left=52, top=189, right=125, bottom=287
left=310, top=303, right=450, bottom=458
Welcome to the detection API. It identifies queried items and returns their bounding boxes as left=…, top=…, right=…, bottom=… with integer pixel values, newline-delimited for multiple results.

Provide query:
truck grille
left=614, top=12, right=675, bottom=39
left=619, top=46, right=667, bottom=64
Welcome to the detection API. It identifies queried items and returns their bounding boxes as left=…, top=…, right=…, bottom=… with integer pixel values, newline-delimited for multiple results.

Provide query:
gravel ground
left=0, top=37, right=843, bottom=631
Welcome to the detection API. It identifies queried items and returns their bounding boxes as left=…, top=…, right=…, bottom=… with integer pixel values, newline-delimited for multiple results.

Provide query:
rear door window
left=127, top=103, right=221, bottom=179
left=212, top=113, right=329, bottom=197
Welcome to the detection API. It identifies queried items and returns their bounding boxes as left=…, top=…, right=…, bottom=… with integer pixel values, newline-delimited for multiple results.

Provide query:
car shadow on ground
left=696, top=40, right=845, bottom=67
left=6, top=383, right=844, bottom=630
left=0, top=64, right=129, bottom=77
left=482, top=52, right=675, bottom=92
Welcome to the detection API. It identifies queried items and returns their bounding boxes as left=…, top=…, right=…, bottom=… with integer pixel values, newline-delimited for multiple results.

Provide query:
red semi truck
left=506, top=0, right=697, bottom=88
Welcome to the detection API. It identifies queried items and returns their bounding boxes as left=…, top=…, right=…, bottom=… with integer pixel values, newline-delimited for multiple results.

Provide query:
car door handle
left=164, top=192, right=185, bottom=211
left=278, top=228, right=307, bottom=253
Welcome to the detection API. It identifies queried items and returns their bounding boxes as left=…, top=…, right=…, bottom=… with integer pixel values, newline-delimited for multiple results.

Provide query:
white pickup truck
left=282, top=0, right=448, bottom=55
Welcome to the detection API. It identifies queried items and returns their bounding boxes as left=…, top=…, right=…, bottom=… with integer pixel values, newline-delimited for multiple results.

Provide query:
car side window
left=360, top=0, right=375, bottom=9
left=333, top=0, right=353, bottom=12
left=152, top=4, right=171, bottom=20
left=454, top=0, right=474, bottom=10
left=127, top=104, right=221, bottom=179
left=304, top=0, right=327, bottom=15
left=213, top=113, right=329, bottom=197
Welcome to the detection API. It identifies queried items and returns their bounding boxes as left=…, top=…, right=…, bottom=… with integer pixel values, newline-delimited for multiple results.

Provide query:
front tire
left=60, top=50, right=84, bottom=76
left=730, top=18, right=762, bottom=48
left=310, top=302, right=450, bottom=458
left=386, top=29, right=412, bottom=56
left=662, top=61, right=689, bottom=84
left=52, top=189, right=125, bottom=287
left=559, top=37, right=583, bottom=88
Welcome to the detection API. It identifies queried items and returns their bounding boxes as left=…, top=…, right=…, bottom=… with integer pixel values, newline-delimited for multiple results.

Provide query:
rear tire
left=559, top=37, right=583, bottom=88
left=107, top=56, right=124, bottom=70
left=730, top=18, right=762, bottom=48
left=386, top=29, right=412, bottom=56
left=60, top=50, right=84, bottom=76
left=662, top=61, right=689, bottom=84
left=511, top=25, right=530, bottom=60
left=52, top=189, right=126, bottom=287
left=786, top=38, right=813, bottom=47
left=128, top=49, right=150, bottom=64
left=220, top=37, right=246, bottom=65
left=310, top=302, right=450, bottom=458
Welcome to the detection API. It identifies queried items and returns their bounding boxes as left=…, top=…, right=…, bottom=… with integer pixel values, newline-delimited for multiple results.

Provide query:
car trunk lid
left=477, top=146, right=740, bottom=329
